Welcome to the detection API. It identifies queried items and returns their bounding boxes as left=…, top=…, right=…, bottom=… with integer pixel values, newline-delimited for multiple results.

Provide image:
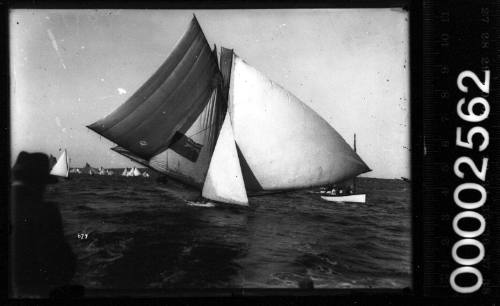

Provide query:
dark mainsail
left=87, top=16, right=220, bottom=160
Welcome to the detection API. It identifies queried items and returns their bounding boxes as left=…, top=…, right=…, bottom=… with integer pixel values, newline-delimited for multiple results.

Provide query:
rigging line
left=186, top=121, right=218, bottom=138
left=185, top=89, right=218, bottom=138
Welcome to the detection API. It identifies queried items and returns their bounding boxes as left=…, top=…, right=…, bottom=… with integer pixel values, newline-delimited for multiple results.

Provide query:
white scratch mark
left=117, top=88, right=127, bottom=95
left=47, top=29, right=66, bottom=69
left=55, top=116, right=61, bottom=127
left=100, top=78, right=105, bottom=82
left=47, top=29, right=59, bottom=52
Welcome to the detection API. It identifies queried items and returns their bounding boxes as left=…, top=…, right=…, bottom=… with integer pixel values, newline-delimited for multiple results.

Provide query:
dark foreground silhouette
left=10, top=151, right=82, bottom=298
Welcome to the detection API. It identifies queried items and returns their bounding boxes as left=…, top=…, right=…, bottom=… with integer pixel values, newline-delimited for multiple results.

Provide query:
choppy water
left=45, top=175, right=411, bottom=290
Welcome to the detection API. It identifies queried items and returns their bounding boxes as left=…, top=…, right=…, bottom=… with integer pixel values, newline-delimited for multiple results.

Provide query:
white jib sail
left=133, top=167, right=141, bottom=176
left=202, top=113, right=248, bottom=206
left=50, top=149, right=69, bottom=178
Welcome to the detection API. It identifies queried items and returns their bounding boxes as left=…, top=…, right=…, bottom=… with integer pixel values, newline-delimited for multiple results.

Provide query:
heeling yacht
left=87, top=15, right=370, bottom=206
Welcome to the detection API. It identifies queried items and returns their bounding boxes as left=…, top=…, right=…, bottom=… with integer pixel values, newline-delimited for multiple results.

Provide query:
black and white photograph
left=9, top=8, right=411, bottom=297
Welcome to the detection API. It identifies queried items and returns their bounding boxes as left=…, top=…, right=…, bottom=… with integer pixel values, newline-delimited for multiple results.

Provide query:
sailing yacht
left=88, top=16, right=370, bottom=206
left=82, top=162, right=97, bottom=175
left=49, top=149, right=70, bottom=178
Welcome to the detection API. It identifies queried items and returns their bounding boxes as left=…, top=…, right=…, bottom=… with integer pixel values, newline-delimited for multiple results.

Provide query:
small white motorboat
left=320, top=194, right=366, bottom=203
left=320, top=134, right=367, bottom=204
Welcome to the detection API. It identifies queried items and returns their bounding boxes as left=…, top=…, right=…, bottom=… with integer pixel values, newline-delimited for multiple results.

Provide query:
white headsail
left=49, top=149, right=69, bottom=178
left=227, top=55, right=370, bottom=191
left=202, top=113, right=248, bottom=205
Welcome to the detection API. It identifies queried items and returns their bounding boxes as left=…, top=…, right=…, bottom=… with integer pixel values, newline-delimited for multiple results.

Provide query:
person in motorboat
left=330, top=187, right=337, bottom=196
left=346, top=185, right=354, bottom=195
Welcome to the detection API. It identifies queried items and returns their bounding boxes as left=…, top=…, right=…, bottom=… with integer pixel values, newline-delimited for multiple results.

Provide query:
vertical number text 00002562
left=449, top=70, right=490, bottom=294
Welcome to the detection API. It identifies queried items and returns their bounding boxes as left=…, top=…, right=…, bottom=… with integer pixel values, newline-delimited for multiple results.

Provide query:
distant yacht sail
left=133, top=167, right=141, bottom=176
left=126, top=168, right=134, bottom=177
left=50, top=149, right=69, bottom=178
left=98, top=167, right=106, bottom=175
left=87, top=16, right=370, bottom=205
left=82, top=162, right=97, bottom=175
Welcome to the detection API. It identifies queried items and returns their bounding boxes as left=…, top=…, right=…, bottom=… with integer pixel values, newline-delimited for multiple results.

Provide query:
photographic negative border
left=4, top=0, right=499, bottom=302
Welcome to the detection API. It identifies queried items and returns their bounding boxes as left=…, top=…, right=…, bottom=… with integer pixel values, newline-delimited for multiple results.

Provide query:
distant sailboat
left=87, top=16, right=370, bottom=205
left=126, top=168, right=134, bottom=177
left=82, top=162, right=97, bottom=175
left=142, top=171, right=150, bottom=178
left=121, top=168, right=128, bottom=176
left=98, top=166, right=106, bottom=175
left=50, top=149, right=69, bottom=178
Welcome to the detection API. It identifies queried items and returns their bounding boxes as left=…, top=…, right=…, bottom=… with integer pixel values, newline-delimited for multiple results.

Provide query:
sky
left=10, top=9, right=409, bottom=179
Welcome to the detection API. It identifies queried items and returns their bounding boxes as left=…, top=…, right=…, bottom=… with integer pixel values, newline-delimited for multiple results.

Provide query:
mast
left=354, top=133, right=357, bottom=153
left=66, top=150, right=70, bottom=174
left=353, top=134, right=357, bottom=193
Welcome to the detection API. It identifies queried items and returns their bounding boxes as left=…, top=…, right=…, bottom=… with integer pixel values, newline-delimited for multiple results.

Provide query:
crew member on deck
left=348, top=186, right=354, bottom=195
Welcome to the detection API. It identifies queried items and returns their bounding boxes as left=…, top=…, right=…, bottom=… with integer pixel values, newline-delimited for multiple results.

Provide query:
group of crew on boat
left=320, top=185, right=355, bottom=196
